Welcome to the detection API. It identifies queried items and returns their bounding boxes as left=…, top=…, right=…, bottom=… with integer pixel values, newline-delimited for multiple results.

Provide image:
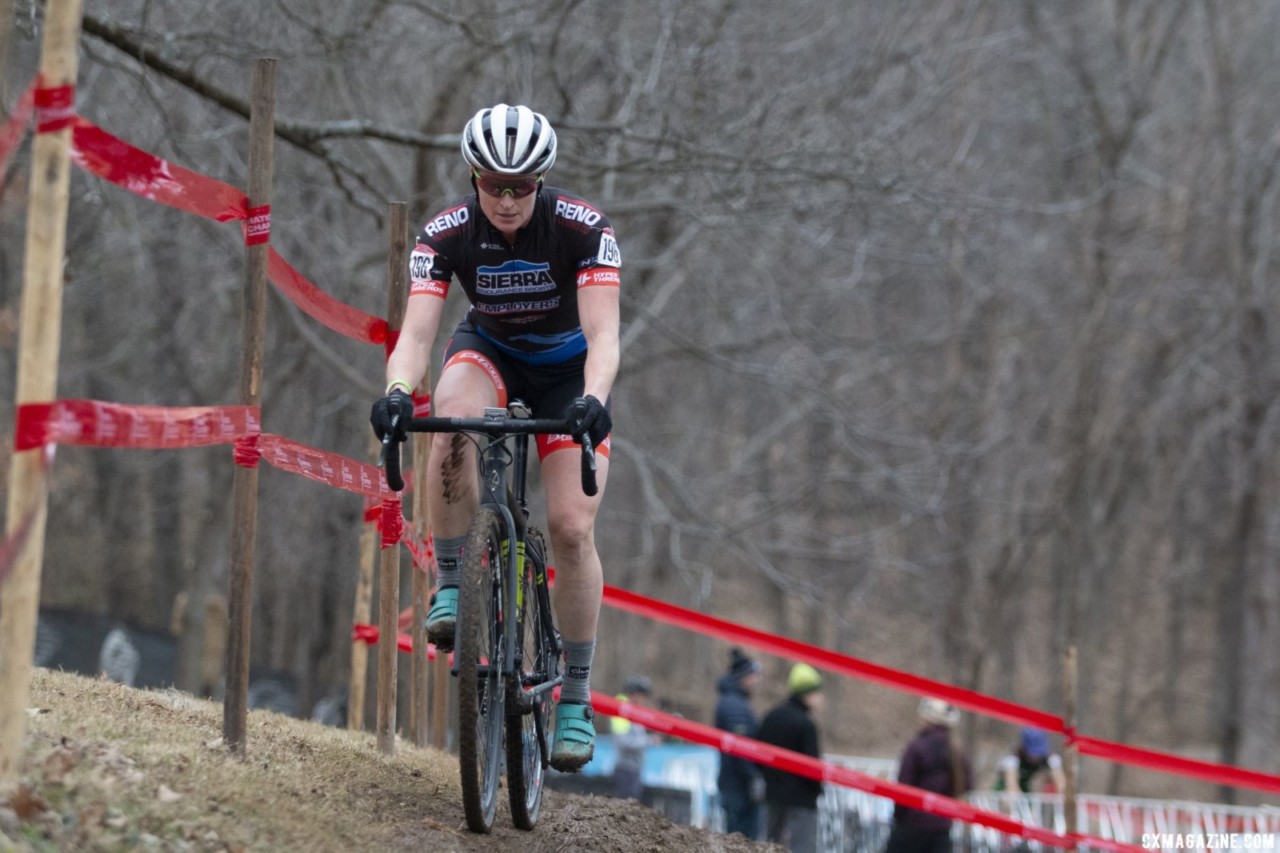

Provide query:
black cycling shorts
left=442, top=321, right=612, bottom=458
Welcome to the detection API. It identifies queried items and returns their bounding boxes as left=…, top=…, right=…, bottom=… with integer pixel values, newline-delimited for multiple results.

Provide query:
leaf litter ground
left=2, top=668, right=779, bottom=852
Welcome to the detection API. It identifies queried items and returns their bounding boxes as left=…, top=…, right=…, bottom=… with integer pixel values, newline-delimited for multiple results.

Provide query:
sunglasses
left=473, top=170, right=543, bottom=199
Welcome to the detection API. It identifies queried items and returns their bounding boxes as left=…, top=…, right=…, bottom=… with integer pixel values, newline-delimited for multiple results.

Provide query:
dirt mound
left=3, top=668, right=777, bottom=852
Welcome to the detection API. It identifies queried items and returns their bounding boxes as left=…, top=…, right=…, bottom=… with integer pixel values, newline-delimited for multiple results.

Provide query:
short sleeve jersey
left=409, top=186, right=621, bottom=365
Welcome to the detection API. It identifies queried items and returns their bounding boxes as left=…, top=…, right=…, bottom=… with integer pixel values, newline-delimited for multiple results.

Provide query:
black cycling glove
left=370, top=389, right=415, bottom=441
left=566, top=395, right=611, bottom=447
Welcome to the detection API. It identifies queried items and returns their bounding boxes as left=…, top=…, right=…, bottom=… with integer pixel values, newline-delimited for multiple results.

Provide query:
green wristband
left=386, top=380, right=413, bottom=396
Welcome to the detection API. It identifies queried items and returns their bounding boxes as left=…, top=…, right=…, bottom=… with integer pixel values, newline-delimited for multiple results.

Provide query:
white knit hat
left=918, top=697, right=961, bottom=727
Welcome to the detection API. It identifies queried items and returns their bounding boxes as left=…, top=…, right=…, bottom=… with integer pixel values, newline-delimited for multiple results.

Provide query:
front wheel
left=457, top=507, right=507, bottom=833
left=506, top=527, right=556, bottom=830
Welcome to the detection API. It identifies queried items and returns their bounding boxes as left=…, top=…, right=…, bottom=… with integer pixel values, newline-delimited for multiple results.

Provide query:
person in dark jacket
left=756, top=662, right=825, bottom=853
left=714, top=648, right=764, bottom=839
left=885, top=697, right=974, bottom=853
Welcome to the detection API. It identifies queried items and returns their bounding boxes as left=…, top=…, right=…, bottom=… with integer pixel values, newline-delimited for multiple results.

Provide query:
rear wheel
left=506, top=528, right=556, bottom=830
left=457, top=507, right=507, bottom=834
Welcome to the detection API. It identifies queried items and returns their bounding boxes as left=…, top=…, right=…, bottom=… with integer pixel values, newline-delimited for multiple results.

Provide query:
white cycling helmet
left=461, top=103, right=557, bottom=176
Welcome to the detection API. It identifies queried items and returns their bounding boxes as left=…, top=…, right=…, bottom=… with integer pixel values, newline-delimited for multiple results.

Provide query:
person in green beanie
left=756, top=663, right=825, bottom=853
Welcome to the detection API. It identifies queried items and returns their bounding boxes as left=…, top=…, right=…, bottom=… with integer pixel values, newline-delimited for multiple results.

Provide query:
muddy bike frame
left=378, top=401, right=596, bottom=833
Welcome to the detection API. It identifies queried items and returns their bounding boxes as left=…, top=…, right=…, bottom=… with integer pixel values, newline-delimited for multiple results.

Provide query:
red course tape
left=33, top=81, right=75, bottom=133
left=71, top=120, right=249, bottom=221
left=244, top=205, right=271, bottom=245
left=1075, top=735, right=1280, bottom=798
left=267, top=249, right=388, bottom=345
left=13, top=400, right=399, bottom=500
left=256, top=434, right=399, bottom=500
left=596, top=580, right=1061, bottom=731
left=593, top=579, right=1280, bottom=796
left=14, top=400, right=259, bottom=451
left=351, top=624, right=438, bottom=659
left=591, top=694, right=1142, bottom=852
left=379, top=496, right=403, bottom=548
left=63, top=116, right=388, bottom=346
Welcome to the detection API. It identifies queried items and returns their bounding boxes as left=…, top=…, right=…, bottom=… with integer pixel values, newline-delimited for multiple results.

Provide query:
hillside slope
left=2, top=669, right=775, bottom=852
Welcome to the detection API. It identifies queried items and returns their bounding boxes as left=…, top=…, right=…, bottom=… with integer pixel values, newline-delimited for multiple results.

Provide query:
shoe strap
left=556, top=704, right=595, bottom=743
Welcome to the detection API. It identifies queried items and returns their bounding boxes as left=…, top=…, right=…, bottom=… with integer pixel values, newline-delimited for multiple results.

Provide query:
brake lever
left=580, top=433, right=598, bottom=497
left=378, top=414, right=405, bottom=492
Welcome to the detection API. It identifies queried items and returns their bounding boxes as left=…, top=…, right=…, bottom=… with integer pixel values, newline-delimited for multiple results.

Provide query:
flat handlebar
left=377, top=414, right=598, bottom=497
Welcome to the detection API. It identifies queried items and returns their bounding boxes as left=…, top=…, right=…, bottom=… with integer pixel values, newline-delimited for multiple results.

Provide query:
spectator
left=610, top=675, right=659, bottom=800
left=885, top=697, right=974, bottom=853
left=757, top=662, right=825, bottom=853
left=997, top=727, right=1066, bottom=794
left=715, top=648, right=765, bottom=839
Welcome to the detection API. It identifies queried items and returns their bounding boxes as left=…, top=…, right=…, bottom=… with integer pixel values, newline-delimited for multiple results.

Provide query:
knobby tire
left=505, top=527, right=555, bottom=830
left=457, top=507, right=507, bottom=833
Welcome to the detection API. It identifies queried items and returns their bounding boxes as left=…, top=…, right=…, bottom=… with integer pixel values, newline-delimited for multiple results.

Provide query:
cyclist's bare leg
left=542, top=447, right=609, bottom=769
left=541, top=447, right=610, bottom=644
left=424, top=360, right=500, bottom=647
left=426, top=361, right=501, bottom=539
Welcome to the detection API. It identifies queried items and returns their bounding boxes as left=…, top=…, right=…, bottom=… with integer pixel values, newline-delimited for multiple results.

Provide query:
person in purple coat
left=885, top=697, right=974, bottom=853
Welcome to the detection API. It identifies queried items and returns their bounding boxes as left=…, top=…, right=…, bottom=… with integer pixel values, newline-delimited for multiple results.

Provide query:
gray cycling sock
left=560, top=638, right=596, bottom=705
left=434, top=534, right=466, bottom=589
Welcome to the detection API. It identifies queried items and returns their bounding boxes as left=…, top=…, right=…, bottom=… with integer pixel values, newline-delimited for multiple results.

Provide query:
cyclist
left=370, top=103, right=620, bottom=772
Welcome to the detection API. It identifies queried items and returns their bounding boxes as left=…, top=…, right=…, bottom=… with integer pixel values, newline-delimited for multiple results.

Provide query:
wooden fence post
left=222, top=57, right=276, bottom=754
left=0, top=0, right=84, bottom=787
left=376, top=202, right=408, bottom=754
left=347, top=436, right=380, bottom=732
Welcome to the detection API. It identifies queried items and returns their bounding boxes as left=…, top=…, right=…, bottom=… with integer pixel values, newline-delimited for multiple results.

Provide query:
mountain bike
left=379, top=401, right=597, bottom=833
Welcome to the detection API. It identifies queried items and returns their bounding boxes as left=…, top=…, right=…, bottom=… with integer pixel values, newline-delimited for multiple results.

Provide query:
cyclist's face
left=474, top=169, right=539, bottom=238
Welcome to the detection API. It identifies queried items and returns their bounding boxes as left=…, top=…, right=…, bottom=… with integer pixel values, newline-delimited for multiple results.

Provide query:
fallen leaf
left=78, top=801, right=106, bottom=828
left=8, top=785, right=49, bottom=821
left=42, top=745, right=79, bottom=784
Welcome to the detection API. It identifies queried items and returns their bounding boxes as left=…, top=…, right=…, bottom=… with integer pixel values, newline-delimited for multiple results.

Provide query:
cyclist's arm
left=385, top=290, right=448, bottom=392
left=578, top=283, right=619, bottom=403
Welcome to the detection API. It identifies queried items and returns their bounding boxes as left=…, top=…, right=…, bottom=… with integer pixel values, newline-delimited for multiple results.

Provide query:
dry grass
left=2, top=668, right=775, bottom=853
left=3, top=668, right=467, bottom=852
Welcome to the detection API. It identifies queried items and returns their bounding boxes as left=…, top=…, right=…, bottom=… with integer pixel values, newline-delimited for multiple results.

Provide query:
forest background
left=2, top=0, right=1279, bottom=805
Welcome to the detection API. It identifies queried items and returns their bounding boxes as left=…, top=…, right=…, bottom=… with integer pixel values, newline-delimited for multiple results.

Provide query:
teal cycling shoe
left=550, top=701, right=595, bottom=772
left=424, top=586, right=458, bottom=651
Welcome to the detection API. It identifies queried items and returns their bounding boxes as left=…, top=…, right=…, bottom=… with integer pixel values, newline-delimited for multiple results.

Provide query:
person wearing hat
left=714, top=648, right=765, bottom=840
left=610, top=675, right=659, bottom=800
left=885, top=697, right=974, bottom=853
left=997, top=727, right=1065, bottom=794
left=755, top=662, right=825, bottom=853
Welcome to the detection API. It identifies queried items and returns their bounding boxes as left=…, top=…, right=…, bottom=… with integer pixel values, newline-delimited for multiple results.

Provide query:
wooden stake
left=376, top=202, right=408, bottom=755
left=347, top=435, right=380, bottom=732
left=1063, top=644, right=1079, bottom=844
left=222, top=58, right=276, bottom=754
left=0, top=0, right=84, bottom=787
